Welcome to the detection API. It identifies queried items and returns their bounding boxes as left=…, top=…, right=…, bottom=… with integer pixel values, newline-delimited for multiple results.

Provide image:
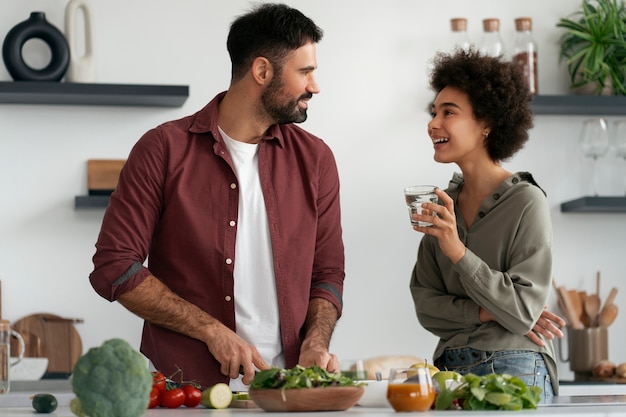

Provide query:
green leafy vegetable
left=70, top=338, right=153, bottom=417
left=250, top=365, right=364, bottom=390
left=434, top=373, right=542, bottom=411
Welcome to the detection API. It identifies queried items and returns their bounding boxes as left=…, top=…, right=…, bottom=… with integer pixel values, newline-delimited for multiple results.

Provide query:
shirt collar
left=189, top=91, right=285, bottom=147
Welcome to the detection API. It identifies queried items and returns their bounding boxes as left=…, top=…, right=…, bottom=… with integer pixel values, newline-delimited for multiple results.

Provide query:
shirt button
left=512, top=177, right=519, bottom=184
left=493, top=193, right=500, bottom=200
left=225, top=258, right=232, bottom=265
left=478, top=212, right=485, bottom=218
left=230, top=183, right=237, bottom=189
left=229, top=220, right=236, bottom=227
left=225, top=296, right=232, bottom=302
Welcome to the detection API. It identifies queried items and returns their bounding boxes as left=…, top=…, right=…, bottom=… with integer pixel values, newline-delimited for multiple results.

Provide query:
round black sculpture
left=2, top=12, right=70, bottom=81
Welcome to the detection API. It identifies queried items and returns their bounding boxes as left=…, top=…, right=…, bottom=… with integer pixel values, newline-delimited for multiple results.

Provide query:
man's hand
left=298, top=298, right=340, bottom=372
left=203, top=322, right=269, bottom=385
left=298, top=344, right=339, bottom=372
left=118, top=274, right=269, bottom=384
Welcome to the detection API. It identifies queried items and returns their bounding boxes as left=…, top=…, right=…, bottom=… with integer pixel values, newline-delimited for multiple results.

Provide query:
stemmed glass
left=611, top=120, right=626, bottom=195
left=579, top=118, right=609, bottom=196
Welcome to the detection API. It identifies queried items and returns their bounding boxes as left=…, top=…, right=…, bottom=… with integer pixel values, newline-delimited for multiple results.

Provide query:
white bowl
left=357, top=380, right=391, bottom=408
left=10, top=357, right=48, bottom=381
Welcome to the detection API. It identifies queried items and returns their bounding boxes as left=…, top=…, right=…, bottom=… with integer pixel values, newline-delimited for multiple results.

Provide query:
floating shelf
left=560, top=196, right=626, bottom=213
left=75, top=195, right=110, bottom=208
left=0, top=81, right=189, bottom=107
left=532, top=95, right=626, bottom=116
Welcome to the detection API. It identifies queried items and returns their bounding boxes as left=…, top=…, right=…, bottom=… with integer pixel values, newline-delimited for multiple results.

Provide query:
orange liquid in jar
left=387, top=383, right=435, bottom=412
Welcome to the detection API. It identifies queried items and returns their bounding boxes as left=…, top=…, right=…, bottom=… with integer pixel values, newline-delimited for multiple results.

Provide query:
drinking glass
left=386, top=367, right=435, bottom=412
left=579, top=118, right=609, bottom=196
left=611, top=119, right=626, bottom=195
left=403, top=186, right=438, bottom=227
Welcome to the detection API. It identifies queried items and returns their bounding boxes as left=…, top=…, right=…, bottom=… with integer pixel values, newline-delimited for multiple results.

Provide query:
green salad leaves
left=435, top=373, right=542, bottom=410
left=250, top=365, right=364, bottom=390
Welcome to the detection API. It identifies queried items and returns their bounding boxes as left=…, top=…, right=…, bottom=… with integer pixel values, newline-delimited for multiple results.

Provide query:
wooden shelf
left=532, top=95, right=626, bottom=116
left=75, top=195, right=110, bottom=208
left=560, top=196, right=626, bottom=213
left=0, top=81, right=189, bottom=107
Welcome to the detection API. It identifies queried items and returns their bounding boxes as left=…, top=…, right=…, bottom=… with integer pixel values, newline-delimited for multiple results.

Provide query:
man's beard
left=261, top=76, right=312, bottom=124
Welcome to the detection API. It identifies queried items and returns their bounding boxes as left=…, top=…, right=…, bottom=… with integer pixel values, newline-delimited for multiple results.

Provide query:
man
left=89, top=3, right=344, bottom=390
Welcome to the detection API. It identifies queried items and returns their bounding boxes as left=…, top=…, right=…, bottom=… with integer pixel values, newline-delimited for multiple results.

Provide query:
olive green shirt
left=410, top=172, right=558, bottom=394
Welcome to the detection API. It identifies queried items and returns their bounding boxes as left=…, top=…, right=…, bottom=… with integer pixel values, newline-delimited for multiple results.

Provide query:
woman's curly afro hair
left=428, top=48, right=534, bottom=162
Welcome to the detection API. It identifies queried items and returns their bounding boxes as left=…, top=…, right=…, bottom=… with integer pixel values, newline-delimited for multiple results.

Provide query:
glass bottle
left=479, top=18, right=504, bottom=57
left=511, top=17, right=538, bottom=95
left=450, top=18, right=471, bottom=51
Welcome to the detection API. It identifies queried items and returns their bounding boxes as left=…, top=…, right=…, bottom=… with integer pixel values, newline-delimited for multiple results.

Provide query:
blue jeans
left=434, top=347, right=554, bottom=404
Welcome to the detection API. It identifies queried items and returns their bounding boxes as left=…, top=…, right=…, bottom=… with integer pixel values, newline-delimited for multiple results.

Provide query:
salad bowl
left=248, top=386, right=364, bottom=412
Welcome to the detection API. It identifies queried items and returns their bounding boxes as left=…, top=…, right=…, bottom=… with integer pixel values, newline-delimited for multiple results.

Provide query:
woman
left=409, top=48, right=565, bottom=401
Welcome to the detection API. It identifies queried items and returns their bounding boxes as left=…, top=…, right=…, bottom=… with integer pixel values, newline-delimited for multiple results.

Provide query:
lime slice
left=201, top=383, right=233, bottom=409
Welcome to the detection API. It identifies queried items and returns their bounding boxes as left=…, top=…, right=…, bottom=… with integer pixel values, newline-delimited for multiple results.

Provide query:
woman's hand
left=413, top=188, right=466, bottom=264
left=525, top=307, right=565, bottom=347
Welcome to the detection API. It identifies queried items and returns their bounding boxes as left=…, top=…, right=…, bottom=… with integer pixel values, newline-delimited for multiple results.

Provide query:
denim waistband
left=435, top=347, right=492, bottom=368
left=435, top=347, right=536, bottom=369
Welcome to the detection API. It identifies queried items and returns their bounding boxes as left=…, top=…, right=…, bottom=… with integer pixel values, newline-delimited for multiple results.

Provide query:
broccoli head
left=71, top=338, right=152, bottom=417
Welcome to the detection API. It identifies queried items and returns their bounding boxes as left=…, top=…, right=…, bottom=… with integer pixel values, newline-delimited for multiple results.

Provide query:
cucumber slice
left=233, top=391, right=251, bottom=401
left=201, top=383, right=233, bottom=409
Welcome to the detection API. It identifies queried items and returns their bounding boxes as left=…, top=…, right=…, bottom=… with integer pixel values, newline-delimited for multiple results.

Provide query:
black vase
left=2, top=11, right=70, bottom=82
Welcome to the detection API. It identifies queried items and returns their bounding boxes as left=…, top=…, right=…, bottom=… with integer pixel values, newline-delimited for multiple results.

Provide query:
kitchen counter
left=1, top=401, right=626, bottom=416
left=2, top=381, right=626, bottom=416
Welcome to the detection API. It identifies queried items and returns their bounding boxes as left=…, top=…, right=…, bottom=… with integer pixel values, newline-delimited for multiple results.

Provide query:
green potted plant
left=556, top=0, right=626, bottom=95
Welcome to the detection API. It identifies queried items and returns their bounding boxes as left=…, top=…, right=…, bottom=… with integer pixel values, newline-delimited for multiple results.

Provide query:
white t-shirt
left=220, top=128, right=284, bottom=391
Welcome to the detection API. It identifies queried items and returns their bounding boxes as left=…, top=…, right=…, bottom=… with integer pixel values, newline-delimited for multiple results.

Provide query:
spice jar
left=512, top=17, right=538, bottom=94
left=450, top=18, right=471, bottom=51
left=479, top=18, right=504, bottom=57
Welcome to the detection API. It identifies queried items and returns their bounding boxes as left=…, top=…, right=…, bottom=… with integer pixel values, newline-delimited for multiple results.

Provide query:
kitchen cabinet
left=0, top=81, right=189, bottom=107
left=531, top=95, right=626, bottom=213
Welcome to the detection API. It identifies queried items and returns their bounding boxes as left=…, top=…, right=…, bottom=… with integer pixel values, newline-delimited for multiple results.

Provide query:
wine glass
left=386, top=367, right=436, bottom=412
left=611, top=119, right=626, bottom=195
left=579, top=118, right=609, bottom=196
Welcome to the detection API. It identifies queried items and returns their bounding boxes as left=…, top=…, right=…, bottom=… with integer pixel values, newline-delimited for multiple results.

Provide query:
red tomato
left=148, top=386, right=161, bottom=409
left=152, top=371, right=166, bottom=392
left=182, top=385, right=202, bottom=408
left=160, top=387, right=185, bottom=409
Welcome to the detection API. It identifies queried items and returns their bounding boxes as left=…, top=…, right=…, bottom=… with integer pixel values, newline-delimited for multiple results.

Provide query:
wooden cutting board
left=11, top=313, right=83, bottom=377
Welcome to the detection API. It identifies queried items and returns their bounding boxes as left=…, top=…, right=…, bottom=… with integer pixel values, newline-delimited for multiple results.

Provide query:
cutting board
left=11, top=313, right=83, bottom=378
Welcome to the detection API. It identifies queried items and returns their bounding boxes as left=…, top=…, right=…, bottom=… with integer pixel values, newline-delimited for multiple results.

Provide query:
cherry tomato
left=148, top=386, right=161, bottom=409
left=182, top=385, right=202, bottom=408
left=152, top=371, right=167, bottom=392
left=160, top=387, right=185, bottom=409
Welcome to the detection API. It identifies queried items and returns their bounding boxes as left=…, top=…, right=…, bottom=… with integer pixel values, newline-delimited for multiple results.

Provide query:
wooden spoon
left=584, top=293, right=601, bottom=327
left=584, top=271, right=602, bottom=327
left=598, top=287, right=619, bottom=328
left=598, top=303, right=618, bottom=327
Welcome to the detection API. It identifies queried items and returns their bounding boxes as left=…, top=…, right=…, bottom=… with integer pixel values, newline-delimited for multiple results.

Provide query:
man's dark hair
left=227, top=3, right=323, bottom=80
left=429, top=48, right=534, bottom=162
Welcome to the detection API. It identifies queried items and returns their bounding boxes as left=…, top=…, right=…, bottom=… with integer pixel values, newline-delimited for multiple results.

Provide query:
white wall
left=1, top=0, right=624, bottom=382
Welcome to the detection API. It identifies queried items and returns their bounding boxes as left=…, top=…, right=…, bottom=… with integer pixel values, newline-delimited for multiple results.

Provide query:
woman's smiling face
left=428, top=86, right=490, bottom=166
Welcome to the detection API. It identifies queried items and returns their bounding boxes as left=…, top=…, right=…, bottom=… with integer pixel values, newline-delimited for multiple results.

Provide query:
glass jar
left=511, top=17, right=538, bottom=95
left=479, top=18, right=504, bottom=57
left=450, top=18, right=471, bottom=51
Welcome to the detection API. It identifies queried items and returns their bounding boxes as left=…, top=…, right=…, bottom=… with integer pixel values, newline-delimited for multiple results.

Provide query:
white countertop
left=2, top=380, right=626, bottom=416
left=1, top=402, right=626, bottom=416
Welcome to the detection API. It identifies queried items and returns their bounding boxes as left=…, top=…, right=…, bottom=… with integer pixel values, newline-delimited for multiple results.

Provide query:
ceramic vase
left=2, top=11, right=70, bottom=81
left=64, top=0, right=95, bottom=83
